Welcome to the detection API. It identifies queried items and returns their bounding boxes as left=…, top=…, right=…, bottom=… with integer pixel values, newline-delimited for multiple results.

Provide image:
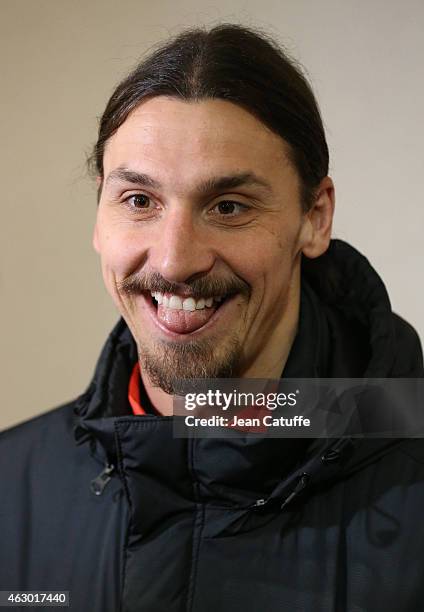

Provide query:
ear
left=96, top=175, right=103, bottom=203
left=92, top=176, right=103, bottom=253
left=92, top=221, right=100, bottom=254
left=301, top=176, right=335, bottom=259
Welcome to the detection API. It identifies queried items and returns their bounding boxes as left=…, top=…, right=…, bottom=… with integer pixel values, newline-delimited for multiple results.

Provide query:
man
left=1, top=24, right=423, bottom=612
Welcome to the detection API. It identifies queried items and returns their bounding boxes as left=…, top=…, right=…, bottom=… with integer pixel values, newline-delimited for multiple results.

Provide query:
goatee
left=138, top=333, right=243, bottom=395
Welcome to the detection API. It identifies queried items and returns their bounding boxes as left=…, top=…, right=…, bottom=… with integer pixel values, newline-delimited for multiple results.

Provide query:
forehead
left=103, top=96, right=294, bottom=186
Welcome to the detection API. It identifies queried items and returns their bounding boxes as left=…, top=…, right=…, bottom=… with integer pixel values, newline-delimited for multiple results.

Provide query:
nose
left=148, top=207, right=215, bottom=283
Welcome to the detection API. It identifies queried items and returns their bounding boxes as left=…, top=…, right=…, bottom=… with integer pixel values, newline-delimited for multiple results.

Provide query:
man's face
left=94, top=97, right=314, bottom=393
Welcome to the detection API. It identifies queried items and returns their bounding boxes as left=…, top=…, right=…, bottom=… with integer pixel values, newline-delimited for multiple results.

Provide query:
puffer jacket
left=0, top=239, right=423, bottom=612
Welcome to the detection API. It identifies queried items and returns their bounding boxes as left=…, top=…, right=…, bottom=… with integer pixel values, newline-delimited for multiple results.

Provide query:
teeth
left=169, top=295, right=183, bottom=309
left=151, top=292, right=223, bottom=311
left=151, top=291, right=163, bottom=305
left=183, top=298, right=196, bottom=311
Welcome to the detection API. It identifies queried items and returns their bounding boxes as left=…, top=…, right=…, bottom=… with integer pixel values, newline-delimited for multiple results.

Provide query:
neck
left=140, top=374, right=174, bottom=416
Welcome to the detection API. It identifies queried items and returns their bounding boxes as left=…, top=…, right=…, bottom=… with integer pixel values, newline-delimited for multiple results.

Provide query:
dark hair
left=89, top=24, right=329, bottom=211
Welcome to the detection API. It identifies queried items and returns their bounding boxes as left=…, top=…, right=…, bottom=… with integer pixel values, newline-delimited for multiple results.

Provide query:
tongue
left=156, top=304, right=218, bottom=333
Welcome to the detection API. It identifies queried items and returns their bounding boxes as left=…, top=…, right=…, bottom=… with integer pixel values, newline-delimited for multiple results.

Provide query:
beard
left=137, top=331, right=243, bottom=395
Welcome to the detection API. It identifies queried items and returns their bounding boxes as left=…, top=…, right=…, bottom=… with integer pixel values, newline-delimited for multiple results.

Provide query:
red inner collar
left=128, top=362, right=145, bottom=415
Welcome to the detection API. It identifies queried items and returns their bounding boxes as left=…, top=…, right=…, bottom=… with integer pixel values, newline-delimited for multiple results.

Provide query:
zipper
left=250, top=472, right=311, bottom=510
left=90, top=464, right=115, bottom=496
left=279, top=473, right=310, bottom=510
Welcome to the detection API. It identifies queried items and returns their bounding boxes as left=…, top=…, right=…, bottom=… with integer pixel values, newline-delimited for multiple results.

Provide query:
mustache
left=117, top=271, right=251, bottom=300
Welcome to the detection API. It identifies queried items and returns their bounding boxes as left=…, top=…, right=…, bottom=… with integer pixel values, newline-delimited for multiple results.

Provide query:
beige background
left=1, top=0, right=423, bottom=430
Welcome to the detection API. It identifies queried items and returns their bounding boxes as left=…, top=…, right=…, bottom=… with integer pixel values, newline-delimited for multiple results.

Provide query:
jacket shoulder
left=0, top=401, right=78, bottom=462
left=391, top=313, right=424, bottom=376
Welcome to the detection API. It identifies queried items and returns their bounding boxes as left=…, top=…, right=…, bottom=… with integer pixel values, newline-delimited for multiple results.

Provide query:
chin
left=136, top=332, right=243, bottom=395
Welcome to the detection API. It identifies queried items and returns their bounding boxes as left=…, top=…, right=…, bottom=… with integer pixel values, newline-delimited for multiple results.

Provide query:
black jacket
left=1, top=240, right=423, bottom=612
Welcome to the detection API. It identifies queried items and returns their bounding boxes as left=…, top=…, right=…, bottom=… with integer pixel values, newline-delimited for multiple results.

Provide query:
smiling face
left=93, top=96, right=333, bottom=395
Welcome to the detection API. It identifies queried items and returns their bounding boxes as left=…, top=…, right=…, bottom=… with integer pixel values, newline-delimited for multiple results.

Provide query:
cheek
left=97, top=226, right=146, bottom=281
left=232, top=225, right=296, bottom=289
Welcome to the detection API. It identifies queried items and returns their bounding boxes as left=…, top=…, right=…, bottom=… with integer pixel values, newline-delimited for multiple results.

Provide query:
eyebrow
left=196, top=172, right=273, bottom=195
left=105, top=166, right=273, bottom=195
left=105, top=167, right=161, bottom=190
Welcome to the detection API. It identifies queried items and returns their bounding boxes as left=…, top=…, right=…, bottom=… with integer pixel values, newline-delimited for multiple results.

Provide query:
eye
left=126, top=194, right=152, bottom=209
left=213, top=200, right=247, bottom=216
